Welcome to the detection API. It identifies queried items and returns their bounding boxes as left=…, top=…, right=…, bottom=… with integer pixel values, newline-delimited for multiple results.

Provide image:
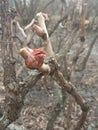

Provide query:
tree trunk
left=0, top=0, right=22, bottom=129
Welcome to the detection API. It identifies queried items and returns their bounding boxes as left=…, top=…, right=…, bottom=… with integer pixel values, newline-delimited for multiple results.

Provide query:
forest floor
left=0, top=36, right=98, bottom=130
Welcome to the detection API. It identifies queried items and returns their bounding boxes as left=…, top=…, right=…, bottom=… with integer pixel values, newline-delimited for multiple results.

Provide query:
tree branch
left=79, top=33, right=98, bottom=71
left=24, top=18, right=35, bottom=30
left=35, top=12, right=54, bottom=57
left=16, top=21, right=27, bottom=38
left=49, top=58, right=89, bottom=130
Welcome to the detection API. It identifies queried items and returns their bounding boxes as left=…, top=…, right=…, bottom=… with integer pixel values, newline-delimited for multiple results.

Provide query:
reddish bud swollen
left=19, top=47, right=46, bottom=69
left=32, top=24, right=46, bottom=37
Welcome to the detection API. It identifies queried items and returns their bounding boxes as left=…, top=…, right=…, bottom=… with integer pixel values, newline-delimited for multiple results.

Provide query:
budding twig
left=35, top=12, right=54, bottom=57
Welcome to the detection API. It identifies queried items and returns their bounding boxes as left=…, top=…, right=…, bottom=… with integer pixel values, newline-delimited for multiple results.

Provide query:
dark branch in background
left=42, top=0, right=55, bottom=11
left=49, top=14, right=68, bottom=37
left=30, top=0, right=40, bottom=17
left=46, top=85, right=67, bottom=130
left=15, top=0, right=22, bottom=17
left=61, top=4, right=88, bottom=128
left=79, top=33, right=98, bottom=71
left=19, top=73, right=43, bottom=103
left=67, top=3, right=88, bottom=69
left=59, top=27, right=78, bottom=55
left=22, top=0, right=27, bottom=13
left=49, top=5, right=74, bottom=37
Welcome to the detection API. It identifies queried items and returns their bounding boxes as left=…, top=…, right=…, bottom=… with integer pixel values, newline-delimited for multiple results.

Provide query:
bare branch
left=24, top=18, right=35, bottom=30
left=79, top=33, right=98, bottom=71
left=13, top=18, right=35, bottom=44
left=50, top=58, right=89, bottom=130
left=16, top=21, right=27, bottom=38
left=49, top=14, right=68, bottom=37
left=35, top=12, right=54, bottom=57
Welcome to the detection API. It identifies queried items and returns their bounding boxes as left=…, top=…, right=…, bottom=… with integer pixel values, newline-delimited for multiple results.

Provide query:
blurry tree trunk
left=0, top=1, right=22, bottom=129
left=0, top=2, right=42, bottom=129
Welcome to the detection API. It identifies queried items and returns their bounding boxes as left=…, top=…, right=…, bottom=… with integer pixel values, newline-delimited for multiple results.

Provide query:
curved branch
left=49, top=58, right=89, bottom=130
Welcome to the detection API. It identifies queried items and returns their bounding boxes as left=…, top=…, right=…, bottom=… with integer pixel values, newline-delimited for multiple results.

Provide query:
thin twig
left=24, top=18, right=35, bottom=30
left=16, top=21, right=27, bottom=38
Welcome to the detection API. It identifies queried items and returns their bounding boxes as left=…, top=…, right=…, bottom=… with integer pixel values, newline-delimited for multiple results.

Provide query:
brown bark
left=50, top=58, right=89, bottom=130
left=0, top=0, right=22, bottom=129
left=0, top=1, right=42, bottom=129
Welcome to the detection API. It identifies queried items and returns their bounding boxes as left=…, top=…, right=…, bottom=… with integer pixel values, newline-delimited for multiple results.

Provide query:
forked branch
left=19, top=12, right=89, bottom=130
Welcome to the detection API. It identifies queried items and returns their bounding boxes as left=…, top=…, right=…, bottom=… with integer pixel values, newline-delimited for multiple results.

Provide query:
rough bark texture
left=49, top=58, right=89, bottom=130
left=0, top=1, right=22, bottom=129
left=0, top=3, right=44, bottom=129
